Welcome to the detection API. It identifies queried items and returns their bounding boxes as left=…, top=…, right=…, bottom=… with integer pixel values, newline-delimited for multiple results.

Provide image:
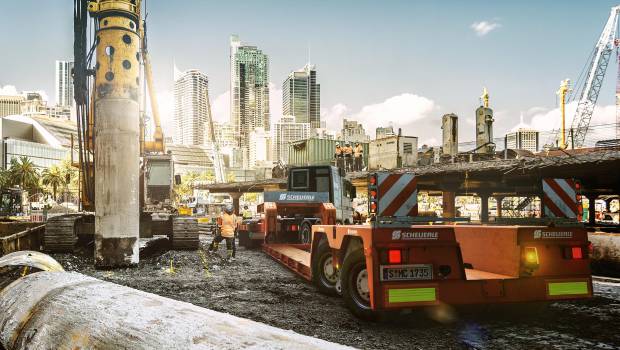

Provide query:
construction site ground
left=51, top=236, right=620, bottom=350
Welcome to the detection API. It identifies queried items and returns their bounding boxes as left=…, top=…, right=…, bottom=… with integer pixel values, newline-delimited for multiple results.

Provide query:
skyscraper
left=505, top=129, right=539, bottom=153
left=230, top=35, right=270, bottom=166
left=173, top=69, right=210, bottom=146
left=55, top=60, right=74, bottom=107
left=273, top=116, right=310, bottom=163
left=282, top=64, right=320, bottom=129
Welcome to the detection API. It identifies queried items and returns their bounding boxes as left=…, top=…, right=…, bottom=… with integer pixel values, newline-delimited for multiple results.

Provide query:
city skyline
left=1, top=1, right=620, bottom=146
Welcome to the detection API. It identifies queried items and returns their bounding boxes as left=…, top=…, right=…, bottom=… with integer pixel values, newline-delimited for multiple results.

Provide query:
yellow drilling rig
left=46, top=0, right=173, bottom=267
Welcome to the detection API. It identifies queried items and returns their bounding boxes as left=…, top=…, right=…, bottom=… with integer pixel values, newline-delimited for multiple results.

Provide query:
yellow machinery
left=69, top=0, right=170, bottom=267
left=557, top=79, right=570, bottom=149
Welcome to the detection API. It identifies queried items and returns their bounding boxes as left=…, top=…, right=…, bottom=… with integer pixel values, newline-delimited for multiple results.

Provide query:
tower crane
left=566, top=5, right=620, bottom=148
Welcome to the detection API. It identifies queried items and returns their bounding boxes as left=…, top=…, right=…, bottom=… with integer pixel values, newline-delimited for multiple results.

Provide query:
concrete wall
left=368, top=136, right=418, bottom=170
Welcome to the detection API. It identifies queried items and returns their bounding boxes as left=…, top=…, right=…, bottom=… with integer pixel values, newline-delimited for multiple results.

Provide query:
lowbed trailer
left=260, top=172, right=592, bottom=319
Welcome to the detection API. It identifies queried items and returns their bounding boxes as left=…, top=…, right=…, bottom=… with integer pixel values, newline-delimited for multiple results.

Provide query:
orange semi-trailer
left=261, top=172, right=592, bottom=319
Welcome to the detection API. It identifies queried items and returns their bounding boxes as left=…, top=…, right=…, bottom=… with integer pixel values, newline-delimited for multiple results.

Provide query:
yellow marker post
left=557, top=79, right=571, bottom=149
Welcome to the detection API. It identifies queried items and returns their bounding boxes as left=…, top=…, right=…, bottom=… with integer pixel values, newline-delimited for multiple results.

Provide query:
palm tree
left=0, top=169, right=12, bottom=189
left=41, top=165, right=64, bottom=200
left=9, top=156, right=39, bottom=193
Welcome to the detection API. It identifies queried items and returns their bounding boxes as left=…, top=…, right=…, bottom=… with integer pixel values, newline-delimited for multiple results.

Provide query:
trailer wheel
left=312, top=239, right=339, bottom=295
left=300, top=222, right=312, bottom=244
left=341, top=248, right=376, bottom=320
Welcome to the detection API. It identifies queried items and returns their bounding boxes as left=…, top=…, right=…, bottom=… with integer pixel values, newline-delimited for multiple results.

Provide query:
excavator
left=45, top=0, right=180, bottom=266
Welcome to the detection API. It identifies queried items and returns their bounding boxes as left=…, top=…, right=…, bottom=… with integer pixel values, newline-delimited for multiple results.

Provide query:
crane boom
left=140, top=21, right=165, bottom=153
left=206, top=90, right=226, bottom=183
left=568, top=6, right=620, bottom=148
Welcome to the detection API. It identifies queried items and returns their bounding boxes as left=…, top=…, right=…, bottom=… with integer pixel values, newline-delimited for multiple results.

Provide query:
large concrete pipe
left=0, top=270, right=351, bottom=350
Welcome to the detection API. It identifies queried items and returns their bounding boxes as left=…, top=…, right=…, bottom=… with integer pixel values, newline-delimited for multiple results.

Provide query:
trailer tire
left=300, top=222, right=312, bottom=244
left=312, top=239, right=339, bottom=296
left=341, top=248, right=376, bottom=320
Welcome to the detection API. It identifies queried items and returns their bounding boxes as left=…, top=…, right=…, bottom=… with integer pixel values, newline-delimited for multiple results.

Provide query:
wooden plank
left=465, top=268, right=514, bottom=280
left=264, top=244, right=311, bottom=268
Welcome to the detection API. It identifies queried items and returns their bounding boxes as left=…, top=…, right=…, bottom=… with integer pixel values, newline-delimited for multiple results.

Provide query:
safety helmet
left=336, top=143, right=340, bottom=147
left=224, top=204, right=234, bottom=214
left=345, top=142, right=351, bottom=146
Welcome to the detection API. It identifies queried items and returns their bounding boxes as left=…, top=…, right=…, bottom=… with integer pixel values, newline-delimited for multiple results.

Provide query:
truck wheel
left=341, top=248, right=376, bottom=320
left=300, top=222, right=312, bottom=244
left=312, top=239, right=339, bottom=295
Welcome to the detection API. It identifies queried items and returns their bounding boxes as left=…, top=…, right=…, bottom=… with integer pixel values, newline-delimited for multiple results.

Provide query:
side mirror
left=174, top=174, right=182, bottom=185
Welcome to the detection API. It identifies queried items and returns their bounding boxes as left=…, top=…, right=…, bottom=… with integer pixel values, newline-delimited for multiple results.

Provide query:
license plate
left=380, top=264, right=433, bottom=281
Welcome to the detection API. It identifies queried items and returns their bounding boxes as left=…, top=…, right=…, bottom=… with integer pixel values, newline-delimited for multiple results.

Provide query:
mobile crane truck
left=258, top=171, right=591, bottom=319
left=238, top=165, right=356, bottom=248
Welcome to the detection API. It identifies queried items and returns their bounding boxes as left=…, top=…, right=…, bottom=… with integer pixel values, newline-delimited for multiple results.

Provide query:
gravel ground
left=51, top=236, right=620, bottom=350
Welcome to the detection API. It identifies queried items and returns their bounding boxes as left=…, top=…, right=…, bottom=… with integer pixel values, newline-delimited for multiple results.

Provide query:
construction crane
left=206, top=90, right=226, bottom=183
left=566, top=5, right=620, bottom=148
left=140, top=19, right=165, bottom=154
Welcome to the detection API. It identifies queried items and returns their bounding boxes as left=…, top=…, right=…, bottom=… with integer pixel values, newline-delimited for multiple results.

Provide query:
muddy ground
left=51, top=236, right=620, bottom=350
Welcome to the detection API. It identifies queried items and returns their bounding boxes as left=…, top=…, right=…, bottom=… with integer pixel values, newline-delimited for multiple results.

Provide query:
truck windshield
left=291, top=169, right=309, bottom=189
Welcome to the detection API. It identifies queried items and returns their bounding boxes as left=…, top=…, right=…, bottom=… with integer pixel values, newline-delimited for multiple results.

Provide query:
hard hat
left=345, top=142, right=351, bottom=146
left=224, top=204, right=234, bottom=214
left=336, top=143, right=340, bottom=147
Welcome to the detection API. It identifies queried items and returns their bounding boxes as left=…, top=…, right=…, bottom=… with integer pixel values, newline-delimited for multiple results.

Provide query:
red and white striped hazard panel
left=542, top=178, right=578, bottom=218
left=376, top=173, right=418, bottom=217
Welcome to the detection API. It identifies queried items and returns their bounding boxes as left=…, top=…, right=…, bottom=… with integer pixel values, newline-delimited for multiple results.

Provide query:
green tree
left=41, top=165, right=64, bottom=200
left=0, top=169, right=12, bottom=189
left=9, top=156, right=40, bottom=193
left=174, top=171, right=200, bottom=200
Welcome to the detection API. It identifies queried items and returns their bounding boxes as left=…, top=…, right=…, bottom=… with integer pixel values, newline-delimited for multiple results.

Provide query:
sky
left=1, top=0, right=619, bottom=146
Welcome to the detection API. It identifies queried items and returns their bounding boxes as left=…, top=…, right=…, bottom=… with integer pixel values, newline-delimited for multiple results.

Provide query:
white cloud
left=471, top=21, right=501, bottom=37
left=0, top=85, right=18, bottom=95
left=322, top=93, right=439, bottom=144
left=505, top=101, right=617, bottom=146
left=321, top=103, right=349, bottom=131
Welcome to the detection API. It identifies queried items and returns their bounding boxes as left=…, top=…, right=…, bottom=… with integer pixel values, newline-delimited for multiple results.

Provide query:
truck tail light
left=290, top=224, right=298, bottom=231
left=572, top=247, right=583, bottom=259
left=523, top=247, right=539, bottom=266
left=388, top=249, right=401, bottom=264
left=563, top=246, right=586, bottom=260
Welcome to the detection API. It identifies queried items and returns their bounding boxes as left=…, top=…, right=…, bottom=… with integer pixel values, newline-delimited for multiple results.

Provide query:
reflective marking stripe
left=542, top=178, right=577, bottom=218
left=376, top=173, right=418, bottom=217
left=388, top=287, right=436, bottom=303
left=548, top=281, right=588, bottom=296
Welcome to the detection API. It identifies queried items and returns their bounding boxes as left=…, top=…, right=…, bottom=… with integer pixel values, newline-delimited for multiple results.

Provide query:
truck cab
left=239, top=165, right=355, bottom=248
left=287, top=166, right=355, bottom=224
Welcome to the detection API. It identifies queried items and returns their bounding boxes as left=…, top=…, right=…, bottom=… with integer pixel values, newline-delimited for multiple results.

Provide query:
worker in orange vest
left=353, top=142, right=364, bottom=171
left=208, top=204, right=238, bottom=261
left=335, top=143, right=344, bottom=170
left=343, top=142, right=353, bottom=172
